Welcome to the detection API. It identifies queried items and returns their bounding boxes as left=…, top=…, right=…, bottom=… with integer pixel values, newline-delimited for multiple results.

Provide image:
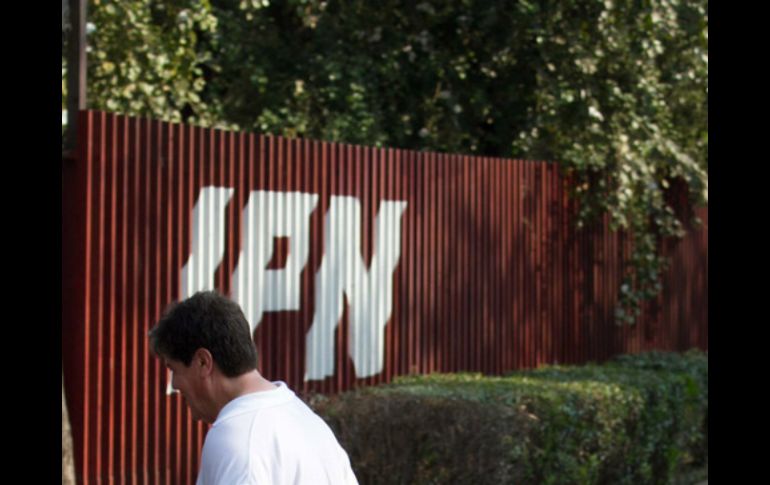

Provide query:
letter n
left=305, top=197, right=407, bottom=380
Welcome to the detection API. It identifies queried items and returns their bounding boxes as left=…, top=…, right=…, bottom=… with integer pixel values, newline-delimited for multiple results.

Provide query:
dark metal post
left=64, top=0, right=86, bottom=157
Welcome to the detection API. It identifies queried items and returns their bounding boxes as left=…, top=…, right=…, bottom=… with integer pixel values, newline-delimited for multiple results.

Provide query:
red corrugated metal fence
left=62, top=111, right=708, bottom=485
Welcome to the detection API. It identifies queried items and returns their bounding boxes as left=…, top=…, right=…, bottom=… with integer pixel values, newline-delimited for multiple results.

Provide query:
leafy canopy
left=73, top=0, right=708, bottom=324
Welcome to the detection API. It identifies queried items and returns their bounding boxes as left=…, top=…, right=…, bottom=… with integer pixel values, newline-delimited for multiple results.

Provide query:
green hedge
left=311, top=350, right=707, bottom=485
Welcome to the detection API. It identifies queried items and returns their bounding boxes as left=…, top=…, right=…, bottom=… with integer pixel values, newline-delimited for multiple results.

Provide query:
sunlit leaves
left=85, top=0, right=219, bottom=126
left=507, top=0, right=707, bottom=324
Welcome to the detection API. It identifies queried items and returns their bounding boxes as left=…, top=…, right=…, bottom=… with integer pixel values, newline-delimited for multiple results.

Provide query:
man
left=149, top=290, right=358, bottom=485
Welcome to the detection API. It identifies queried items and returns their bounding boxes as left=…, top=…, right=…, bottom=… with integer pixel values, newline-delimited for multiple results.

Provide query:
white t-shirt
left=196, top=382, right=358, bottom=485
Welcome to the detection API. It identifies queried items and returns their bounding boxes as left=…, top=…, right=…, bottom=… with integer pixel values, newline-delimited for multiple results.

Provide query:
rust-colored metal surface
left=62, top=111, right=708, bottom=484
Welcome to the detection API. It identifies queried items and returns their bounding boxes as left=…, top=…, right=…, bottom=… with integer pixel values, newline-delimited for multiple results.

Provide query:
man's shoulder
left=206, top=403, right=288, bottom=451
left=199, top=416, right=271, bottom=483
left=203, top=422, right=250, bottom=458
left=198, top=435, right=267, bottom=485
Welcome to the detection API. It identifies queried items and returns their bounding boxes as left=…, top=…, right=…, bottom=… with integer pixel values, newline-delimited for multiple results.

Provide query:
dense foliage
left=311, top=349, right=708, bottom=484
left=85, top=0, right=219, bottom=125
left=68, top=0, right=708, bottom=323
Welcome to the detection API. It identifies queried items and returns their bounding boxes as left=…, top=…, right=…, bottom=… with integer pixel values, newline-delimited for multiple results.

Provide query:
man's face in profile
left=164, top=357, right=209, bottom=422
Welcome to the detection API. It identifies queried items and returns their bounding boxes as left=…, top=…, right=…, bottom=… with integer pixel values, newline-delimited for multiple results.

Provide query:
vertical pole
left=62, top=0, right=86, bottom=480
left=65, top=0, right=87, bottom=156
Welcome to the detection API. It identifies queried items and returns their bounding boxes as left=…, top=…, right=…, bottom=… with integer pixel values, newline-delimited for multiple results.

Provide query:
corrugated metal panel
left=62, top=111, right=708, bottom=485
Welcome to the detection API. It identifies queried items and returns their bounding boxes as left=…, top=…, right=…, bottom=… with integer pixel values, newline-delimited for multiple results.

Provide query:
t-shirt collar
left=213, top=381, right=294, bottom=426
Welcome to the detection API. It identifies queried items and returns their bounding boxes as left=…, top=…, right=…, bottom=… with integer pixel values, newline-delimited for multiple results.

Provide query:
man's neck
left=214, top=370, right=278, bottom=414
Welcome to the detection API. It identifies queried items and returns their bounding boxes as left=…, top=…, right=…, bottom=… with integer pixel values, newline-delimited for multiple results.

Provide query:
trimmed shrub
left=313, top=385, right=534, bottom=484
left=610, top=349, right=709, bottom=470
left=311, top=350, right=707, bottom=485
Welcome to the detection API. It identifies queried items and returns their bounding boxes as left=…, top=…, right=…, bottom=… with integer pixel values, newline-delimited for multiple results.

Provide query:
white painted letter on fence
left=174, top=186, right=235, bottom=394
left=305, top=197, right=408, bottom=381
left=180, top=186, right=236, bottom=299
left=231, top=191, right=319, bottom=334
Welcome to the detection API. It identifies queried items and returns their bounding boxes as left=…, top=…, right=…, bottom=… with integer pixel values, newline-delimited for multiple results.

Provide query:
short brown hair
left=149, top=291, right=258, bottom=377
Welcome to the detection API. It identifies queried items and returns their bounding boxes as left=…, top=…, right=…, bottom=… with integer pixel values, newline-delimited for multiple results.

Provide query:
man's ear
left=192, top=348, right=214, bottom=377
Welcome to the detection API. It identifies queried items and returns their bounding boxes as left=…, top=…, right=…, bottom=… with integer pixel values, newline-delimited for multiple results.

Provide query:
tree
left=74, top=0, right=707, bottom=323
left=85, top=0, right=220, bottom=126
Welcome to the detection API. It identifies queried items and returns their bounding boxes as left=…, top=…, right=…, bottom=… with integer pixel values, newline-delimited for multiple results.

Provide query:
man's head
left=149, top=291, right=258, bottom=376
left=149, top=291, right=259, bottom=422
